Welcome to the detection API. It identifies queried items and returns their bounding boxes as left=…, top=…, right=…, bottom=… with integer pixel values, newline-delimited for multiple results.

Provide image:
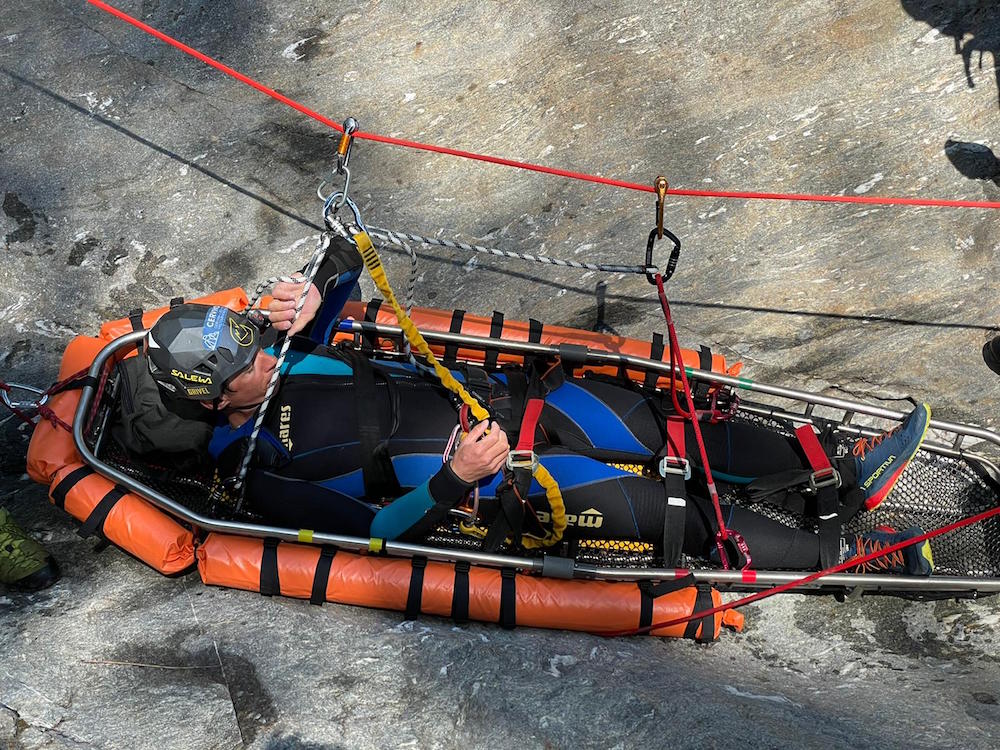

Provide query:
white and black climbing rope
left=368, top=226, right=657, bottom=276
left=232, top=232, right=334, bottom=502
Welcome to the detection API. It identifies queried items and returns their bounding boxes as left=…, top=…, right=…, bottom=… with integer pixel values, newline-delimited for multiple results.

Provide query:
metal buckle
left=448, top=485, right=480, bottom=523
left=808, top=467, right=842, bottom=492
left=506, top=449, right=538, bottom=472
left=658, top=455, right=691, bottom=481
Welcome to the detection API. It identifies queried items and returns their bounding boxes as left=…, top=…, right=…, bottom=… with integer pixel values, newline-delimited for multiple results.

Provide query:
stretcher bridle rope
left=368, top=227, right=657, bottom=276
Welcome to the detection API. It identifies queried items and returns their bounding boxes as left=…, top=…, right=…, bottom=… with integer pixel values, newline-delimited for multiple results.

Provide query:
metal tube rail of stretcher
left=341, top=320, right=1000, bottom=476
left=72, top=330, right=1000, bottom=595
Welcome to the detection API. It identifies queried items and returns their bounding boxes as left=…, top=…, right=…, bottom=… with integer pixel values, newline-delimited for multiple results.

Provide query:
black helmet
left=147, top=303, right=261, bottom=400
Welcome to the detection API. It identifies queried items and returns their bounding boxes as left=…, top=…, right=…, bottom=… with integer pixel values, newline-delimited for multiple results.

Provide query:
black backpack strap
left=404, top=556, right=428, bottom=621
left=310, top=546, right=337, bottom=605
left=259, top=538, right=281, bottom=597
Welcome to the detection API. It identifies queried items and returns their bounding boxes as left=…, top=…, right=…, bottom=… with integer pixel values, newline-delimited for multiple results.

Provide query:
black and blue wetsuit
left=210, top=239, right=844, bottom=569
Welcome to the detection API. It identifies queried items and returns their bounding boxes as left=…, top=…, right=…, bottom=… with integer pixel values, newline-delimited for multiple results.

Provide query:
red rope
left=598, top=502, right=1000, bottom=638
left=86, top=0, right=1000, bottom=211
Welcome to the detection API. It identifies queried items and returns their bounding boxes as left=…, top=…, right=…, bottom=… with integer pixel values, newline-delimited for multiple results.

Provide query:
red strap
left=665, top=417, right=685, bottom=459
left=794, top=424, right=832, bottom=472
left=516, top=398, right=545, bottom=452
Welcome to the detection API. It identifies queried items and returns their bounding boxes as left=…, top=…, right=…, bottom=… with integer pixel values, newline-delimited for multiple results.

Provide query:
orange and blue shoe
left=853, top=403, right=931, bottom=511
left=840, top=526, right=934, bottom=576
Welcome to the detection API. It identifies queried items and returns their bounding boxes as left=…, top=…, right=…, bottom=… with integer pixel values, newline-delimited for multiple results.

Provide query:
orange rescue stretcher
left=26, top=289, right=746, bottom=640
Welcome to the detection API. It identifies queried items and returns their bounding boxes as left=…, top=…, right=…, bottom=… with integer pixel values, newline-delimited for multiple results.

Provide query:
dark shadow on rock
left=104, top=638, right=276, bottom=745
left=262, top=734, right=345, bottom=750
left=945, top=138, right=1000, bottom=183
left=902, top=1, right=1000, bottom=106
left=0, top=69, right=324, bottom=235
left=83, top=0, right=270, bottom=75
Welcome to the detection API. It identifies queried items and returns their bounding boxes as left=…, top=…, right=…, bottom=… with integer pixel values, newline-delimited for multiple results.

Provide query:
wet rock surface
left=2, top=1, right=1000, bottom=748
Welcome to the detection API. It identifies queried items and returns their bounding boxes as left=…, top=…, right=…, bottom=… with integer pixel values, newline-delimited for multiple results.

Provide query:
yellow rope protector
left=297, top=529, right=314, bottom=543
left=352, top=230, right=567, bottom=548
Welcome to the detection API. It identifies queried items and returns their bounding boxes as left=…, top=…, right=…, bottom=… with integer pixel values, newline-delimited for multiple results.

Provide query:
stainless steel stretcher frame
left=73, top=325, right=1000, bottom=596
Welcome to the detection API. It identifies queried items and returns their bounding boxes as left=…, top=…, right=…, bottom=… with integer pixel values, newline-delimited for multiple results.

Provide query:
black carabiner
left=645, top=226, right=681, bottom=285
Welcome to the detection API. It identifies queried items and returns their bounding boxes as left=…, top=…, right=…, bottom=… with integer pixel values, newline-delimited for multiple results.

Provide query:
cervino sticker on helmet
left=202, top=306, right=227, bottom=351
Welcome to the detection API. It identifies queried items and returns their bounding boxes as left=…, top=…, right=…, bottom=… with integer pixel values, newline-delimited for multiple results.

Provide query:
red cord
left=598, top=502, right=1000, bottom=638
left=86, top=0, right=1000, bottom=211
left=655, top=274, right=730, bottom=559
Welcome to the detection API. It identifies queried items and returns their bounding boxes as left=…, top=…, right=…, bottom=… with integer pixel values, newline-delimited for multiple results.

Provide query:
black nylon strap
left=78, top=486, right=126, bottom=539
left=694, top=346, right=713, bottom=400
left=444, top=309, right=465, bottom=364
left=128, top=307, right=144, bottom=354
left=259, top=538, right=281, bottom=597
left=661, top=477, right=688, bottom=568
left=645, top=333, right=665, bottom=389
left=499, top=568, right=517, bottom=630
left=638, top=575, right=696, bottom=629
left=484, top=311, right=504, bottom=370
left=340, top=349, right=402, bottom=500
left=451, top=561, right=471, bottom=623
left=698, top=345, right=712, bottom=372
left=51, top=466, right=94, bottom=509
left=527, top=318, right=543, bottom=344
left=360, top=299, right=383, bottom=353
left=310, top=546, right=337, bottom=606
left=404, top=556, right=428, bottom=621
left=683, top=585, right=715, bottom=642
left=816, top=486, right=841, bottom=570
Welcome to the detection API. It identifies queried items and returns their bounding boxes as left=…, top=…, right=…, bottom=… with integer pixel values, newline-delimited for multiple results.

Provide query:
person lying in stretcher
left=142, top=236, right=935, bottom=575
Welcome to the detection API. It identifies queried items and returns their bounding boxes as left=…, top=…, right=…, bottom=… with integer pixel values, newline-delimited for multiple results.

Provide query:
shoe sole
left=864, top=404, right=932, bottom=511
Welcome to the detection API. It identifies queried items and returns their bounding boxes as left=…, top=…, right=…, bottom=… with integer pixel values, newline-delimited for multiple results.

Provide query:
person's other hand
left=268, top=276, right=321, bottom=335
left=450, top=420, right=509, bottom=483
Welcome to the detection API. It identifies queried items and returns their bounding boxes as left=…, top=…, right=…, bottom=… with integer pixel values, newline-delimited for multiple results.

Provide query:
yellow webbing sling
left=352, top=230, right=566, bottom=548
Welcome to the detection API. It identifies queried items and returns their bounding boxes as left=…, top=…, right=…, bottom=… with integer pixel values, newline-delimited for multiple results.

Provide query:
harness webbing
left=352, top=229, right=567, bottom=547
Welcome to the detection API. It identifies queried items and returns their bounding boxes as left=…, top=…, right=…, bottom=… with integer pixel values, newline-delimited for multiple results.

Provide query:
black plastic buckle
left=809, top=467, right=842, bottom=492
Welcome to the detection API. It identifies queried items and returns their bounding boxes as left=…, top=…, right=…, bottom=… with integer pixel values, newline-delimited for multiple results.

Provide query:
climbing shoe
left=853, top=403, right=931, bottom=511
left=0, top=507, right=60, bottom=591
left=840, top=526, right=934, bottom=576
left=985, top=336, right=1000, bottom=377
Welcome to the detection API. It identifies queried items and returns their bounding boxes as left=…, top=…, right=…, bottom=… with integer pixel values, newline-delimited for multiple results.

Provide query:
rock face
left=2, top=1, right=1000, bottom=748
